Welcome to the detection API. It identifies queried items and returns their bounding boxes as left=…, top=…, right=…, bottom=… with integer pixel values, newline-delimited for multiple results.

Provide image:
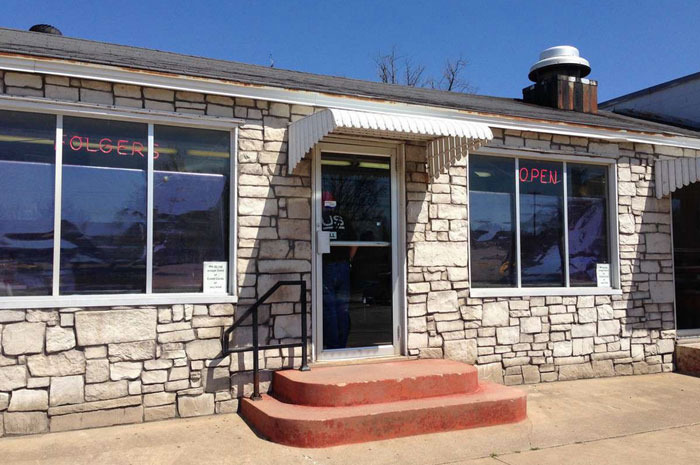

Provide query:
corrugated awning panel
left=288, top=108, right=493, bottom=177
left=655, top=157, right=700, bottom=198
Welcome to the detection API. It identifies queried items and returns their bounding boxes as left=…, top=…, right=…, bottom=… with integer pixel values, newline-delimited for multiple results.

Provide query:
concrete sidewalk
left=1, top=373, right=699, bottom=465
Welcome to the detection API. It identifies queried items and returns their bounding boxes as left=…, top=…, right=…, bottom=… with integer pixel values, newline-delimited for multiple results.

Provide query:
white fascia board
left=3, top=54, right=700, bottom=150
left=0, top=94, right=243, bottom=129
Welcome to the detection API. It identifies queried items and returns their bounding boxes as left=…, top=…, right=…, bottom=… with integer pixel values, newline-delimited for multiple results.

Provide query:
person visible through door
left=322, top=190, right=357, bottom=349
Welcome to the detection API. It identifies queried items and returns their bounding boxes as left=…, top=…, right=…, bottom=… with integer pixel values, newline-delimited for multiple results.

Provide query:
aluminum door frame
left=311, top=140, right=405, bottom=361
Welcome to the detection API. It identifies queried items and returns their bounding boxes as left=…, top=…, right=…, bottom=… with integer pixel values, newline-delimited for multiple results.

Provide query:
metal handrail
left=222, top=280, right=309, bottom=400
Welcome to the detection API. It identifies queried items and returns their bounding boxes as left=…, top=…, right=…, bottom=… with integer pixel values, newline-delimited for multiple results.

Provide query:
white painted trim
left=52, top=114, right=63, bottom=296
left=0, top=293, right=238, bottom=310
left=609, top=163, right=622, bottom=289
left=2, top=55, right=700, bottom=149
left=146, top=124, right=154, bottom=294
left=397, top=143, right=408, bottom=357
left=514, top=157, right=522, bottom=288
left=0, top=94, right=243, bottom=129
left=671, top=192, right=679, bottom=333
left=563, top=161, right=570, bottom=287
left=470, top=287, right=622, bottom=298
left=311, top=144, right=320, bottom=362
left=230, top=127, right=238, bottom=296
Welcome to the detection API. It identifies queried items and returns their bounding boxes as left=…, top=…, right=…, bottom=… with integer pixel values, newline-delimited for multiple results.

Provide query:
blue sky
left=3, top=1, right=700, bottom=101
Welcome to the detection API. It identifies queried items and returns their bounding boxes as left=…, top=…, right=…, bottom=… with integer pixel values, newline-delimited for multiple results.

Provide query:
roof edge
left=2, top=52, right=700, bottom=149
left=600, top=71, right=700, bottom=108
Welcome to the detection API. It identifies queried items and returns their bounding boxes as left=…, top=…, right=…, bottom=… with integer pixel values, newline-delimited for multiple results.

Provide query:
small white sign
left=596, top=263, right=611, bottom=288
left=203, top=261, right=228, bottom=294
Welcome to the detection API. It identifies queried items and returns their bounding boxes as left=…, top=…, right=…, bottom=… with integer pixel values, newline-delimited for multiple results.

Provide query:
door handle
left=316, top=230, right=331, bottom=255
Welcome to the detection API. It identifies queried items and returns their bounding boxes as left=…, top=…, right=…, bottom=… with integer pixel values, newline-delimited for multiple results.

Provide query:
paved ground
left=1, top=372, right=700, bottom=465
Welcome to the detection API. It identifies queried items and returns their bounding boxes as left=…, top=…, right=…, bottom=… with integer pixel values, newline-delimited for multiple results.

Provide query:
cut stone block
left=0, top=365, right=28, bottom=391
left=50, top=405, right=143, bottom=432
left=8, top=389, right=49, bottom=411
left=2, top=322, right=45, bottom=355
left=27, top=350, right=85, bottom=377
left=50, top=375, right=84, bottom=406
left=4, top=412, right=49, bottom=434
left=75, top=309, right=157, bottom=345
left=178, top=393, right=215, bottom=417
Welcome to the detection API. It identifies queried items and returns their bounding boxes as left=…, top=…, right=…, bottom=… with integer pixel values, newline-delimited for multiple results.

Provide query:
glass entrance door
left=315, top=148, right=399, bottom=359
left=673, top=184, right=700, bottom=332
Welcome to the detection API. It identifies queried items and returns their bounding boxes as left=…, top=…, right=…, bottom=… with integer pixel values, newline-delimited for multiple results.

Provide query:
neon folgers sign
left=60, top=135, right=162, bottom=159
left=519, top=166, right=561, bottom=185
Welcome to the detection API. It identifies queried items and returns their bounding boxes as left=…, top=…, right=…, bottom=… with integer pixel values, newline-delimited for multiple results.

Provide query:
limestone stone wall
left=0, top=71, right=313, bottom=436
left=405, top=128, right=685, bottom=385
left=0, top=69, right=693, bottom=437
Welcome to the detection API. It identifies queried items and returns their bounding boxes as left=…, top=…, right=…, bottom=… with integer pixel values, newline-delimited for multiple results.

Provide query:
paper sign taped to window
left=596, top=263, right=611, bottom=287
left=203, top=261, right=228, bottom=294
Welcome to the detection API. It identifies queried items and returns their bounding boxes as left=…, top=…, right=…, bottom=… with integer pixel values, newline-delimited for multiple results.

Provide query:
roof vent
left=523, top=45, right=597, bottom=113
left=29, top=24, right=62, bottom=35
left=528, top=46, right=590, bottom=82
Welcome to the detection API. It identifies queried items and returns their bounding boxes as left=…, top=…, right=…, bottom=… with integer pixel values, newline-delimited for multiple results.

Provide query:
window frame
left=468, top=147, right=621, bottom=297
left=0, top=97, right=242, bottom=309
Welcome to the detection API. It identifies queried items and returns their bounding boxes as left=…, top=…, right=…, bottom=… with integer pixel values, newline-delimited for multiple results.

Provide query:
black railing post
left=221, top=280, right=310, bottom=403
left=251, top=306, right=262, bottom=401
left=300, top=279, right=310, bottom=372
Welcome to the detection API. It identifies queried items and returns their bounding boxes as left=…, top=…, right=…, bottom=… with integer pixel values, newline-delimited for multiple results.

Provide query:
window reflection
left=153, top=125, right=230, bottom=293
left=60, top=117, right=147, bottom=294
left=468, top=155, right=516, bottom=287
left=321, top=153, right=394, bottom=350
left=321, top=154, right=391, bottom=242
left=519, top=159, right=565, bottom=287
left=0, top=110, right=55, bottom=296
left=568, top=164, right=608, bottom=286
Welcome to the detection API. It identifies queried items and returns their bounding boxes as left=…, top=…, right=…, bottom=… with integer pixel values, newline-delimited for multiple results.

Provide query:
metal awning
left=655, top=157, right=700, bottom=198
left=288, top=108, right=493, bottom=178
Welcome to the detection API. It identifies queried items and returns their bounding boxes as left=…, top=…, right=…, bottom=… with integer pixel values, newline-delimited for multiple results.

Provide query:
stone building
left=0, top=30, right=699, bottom=438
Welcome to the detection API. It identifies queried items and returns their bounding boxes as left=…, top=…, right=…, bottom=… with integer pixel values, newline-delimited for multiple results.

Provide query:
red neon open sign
left=519, top=167, right=560, bottom=185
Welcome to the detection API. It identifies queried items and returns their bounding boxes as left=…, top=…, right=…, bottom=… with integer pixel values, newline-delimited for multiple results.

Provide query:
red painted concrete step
left=241, top=381, right=527, bottom=448
left=273, top=359, right=479, bottom=406
left=676, top=343, right=700, bottom=376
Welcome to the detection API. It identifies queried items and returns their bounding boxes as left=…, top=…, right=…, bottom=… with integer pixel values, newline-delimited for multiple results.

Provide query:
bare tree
left=440, top=56, right=472, bottom=92
left=375, top=47, right=400, bottom=85
left=374, top=47, right=474, bottom=93
left=403, top=58, right=426, bottom=87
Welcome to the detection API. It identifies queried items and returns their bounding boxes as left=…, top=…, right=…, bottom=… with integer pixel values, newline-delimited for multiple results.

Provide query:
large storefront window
left=469, top=156, right=517, bottom=287
left=519, top=159, right=565, bottom=287
left=153, top=125, right=230, bottom=293
left=0, top=111, right=56, bottom=296
left=61, top=117, right=148, bottom=294
left=0, top=108, right=234, bottom=302
left=469, top=154, right=612, bottom=290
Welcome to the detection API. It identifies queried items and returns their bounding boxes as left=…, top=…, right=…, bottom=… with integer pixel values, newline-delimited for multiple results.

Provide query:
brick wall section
left=0, top=72, right=313, bottom=436
left=0, top=70, right=696, bottom=436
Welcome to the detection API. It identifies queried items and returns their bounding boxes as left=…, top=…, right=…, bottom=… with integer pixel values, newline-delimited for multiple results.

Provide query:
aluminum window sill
left=469, top=287, right=622, bottom=298
left=0, top=293, right=238, bottom=310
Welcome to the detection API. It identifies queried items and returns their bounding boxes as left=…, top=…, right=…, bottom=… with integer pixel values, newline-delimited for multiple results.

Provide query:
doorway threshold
left=311, top=355, right=414, bottom=368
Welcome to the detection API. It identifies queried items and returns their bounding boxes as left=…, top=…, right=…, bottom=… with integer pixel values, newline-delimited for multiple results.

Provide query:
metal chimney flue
left=523, top=46, right=597, bottom=113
